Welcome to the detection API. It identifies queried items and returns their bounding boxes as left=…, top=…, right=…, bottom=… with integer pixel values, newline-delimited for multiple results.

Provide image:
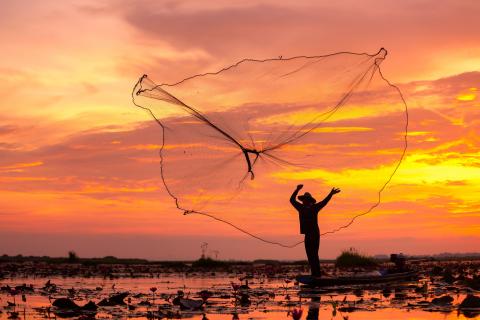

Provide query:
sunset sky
left=0, top=0, right=479, bottom=260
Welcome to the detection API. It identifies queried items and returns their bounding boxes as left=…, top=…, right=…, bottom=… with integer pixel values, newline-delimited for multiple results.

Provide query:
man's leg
left=304, top=235, right=314, bottom=275
left=311, top=234, right=321, bottom=276
left=304, top=234, right=319, bottom=276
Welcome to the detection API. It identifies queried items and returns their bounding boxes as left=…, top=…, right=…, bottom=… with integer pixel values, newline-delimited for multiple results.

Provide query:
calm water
left=1, top=271, right=478, bottom=320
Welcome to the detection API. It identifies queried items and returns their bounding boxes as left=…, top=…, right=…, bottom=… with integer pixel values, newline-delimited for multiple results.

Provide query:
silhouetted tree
left=68, top=251, right=79, bottom=262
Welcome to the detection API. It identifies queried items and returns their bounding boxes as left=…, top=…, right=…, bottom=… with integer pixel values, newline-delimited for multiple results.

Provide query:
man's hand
left=330, top=187, right=341, bottom=195
left=296, top=184, right=304, bottom=190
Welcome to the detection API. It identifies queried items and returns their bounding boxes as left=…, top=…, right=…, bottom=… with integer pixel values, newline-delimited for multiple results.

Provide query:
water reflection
left=0, top=259, right=479, bottom=320
left=306, top=297, right=320, bottom=320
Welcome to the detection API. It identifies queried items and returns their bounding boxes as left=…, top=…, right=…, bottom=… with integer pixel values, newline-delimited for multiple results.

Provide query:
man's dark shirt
left=290, top=190, right=333, bottom=234
left=290, top=201, right=326, bottom=234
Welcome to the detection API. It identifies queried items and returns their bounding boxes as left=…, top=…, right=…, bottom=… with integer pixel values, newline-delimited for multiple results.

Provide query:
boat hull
left=296, top=271, right=418, bottom=287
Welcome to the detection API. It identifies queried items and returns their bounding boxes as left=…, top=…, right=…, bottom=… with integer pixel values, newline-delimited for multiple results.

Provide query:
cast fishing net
left=132, top=48, right=408, bottom=247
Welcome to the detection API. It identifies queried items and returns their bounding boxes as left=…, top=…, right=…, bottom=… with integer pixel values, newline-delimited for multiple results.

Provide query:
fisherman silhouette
left=290, top=184, right=340, bottom=277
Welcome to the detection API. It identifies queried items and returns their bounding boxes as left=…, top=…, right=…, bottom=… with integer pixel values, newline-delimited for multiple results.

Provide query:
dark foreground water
left=1, top=260, right=479, bottom=319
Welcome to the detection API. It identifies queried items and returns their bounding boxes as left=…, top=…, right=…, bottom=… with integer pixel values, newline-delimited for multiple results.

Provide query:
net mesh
left=132, top=49, right=408, bottom=247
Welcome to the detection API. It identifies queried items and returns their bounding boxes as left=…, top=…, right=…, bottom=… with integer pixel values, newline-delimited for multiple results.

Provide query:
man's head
left=298, top=192, right=316, bottom=205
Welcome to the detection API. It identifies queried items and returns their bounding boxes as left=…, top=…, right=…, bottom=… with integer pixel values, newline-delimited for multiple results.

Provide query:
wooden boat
left=296, top=270, right=418, bottom=287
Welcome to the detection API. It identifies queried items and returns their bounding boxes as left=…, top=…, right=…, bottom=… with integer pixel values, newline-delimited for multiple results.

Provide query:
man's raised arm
left=315, top=187, right=341, bottom=210
left=290, top=184, right=303, bottom=210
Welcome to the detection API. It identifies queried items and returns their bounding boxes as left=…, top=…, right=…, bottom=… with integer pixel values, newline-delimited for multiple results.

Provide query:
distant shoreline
left=1, top=253, right=480, bottom=265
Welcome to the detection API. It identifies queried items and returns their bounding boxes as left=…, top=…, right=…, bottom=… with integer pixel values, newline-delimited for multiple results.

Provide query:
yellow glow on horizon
left=407, top=131, right=431, bottom=136
left=254, top=102, right=403, bottom=127
left=311, top=126, right=373, bottom=133
left=271, top=151, right=480, bottom=202
left=456, top=87, right=477, bottom=101
left=0, top=161, right=44, bottom=171
left=129, top=144, right=162, bottom=150
left=255, top=107, right=375, bottom=126
left=81, top=185, right=159, bottom=194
